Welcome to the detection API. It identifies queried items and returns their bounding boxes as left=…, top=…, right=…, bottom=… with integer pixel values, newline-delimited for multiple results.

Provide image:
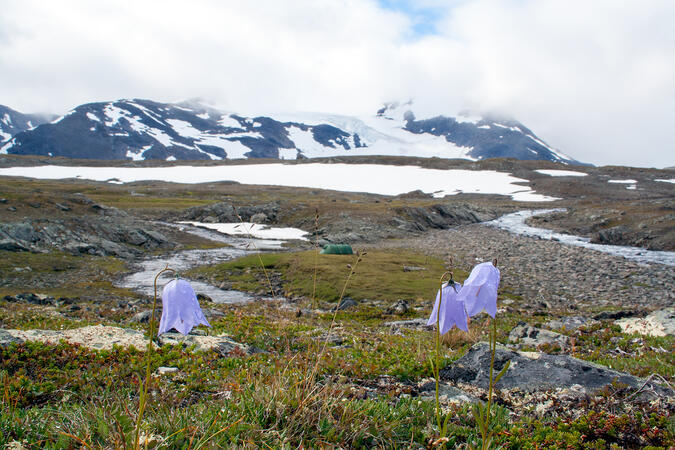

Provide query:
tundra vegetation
left=0, top=158, right=673, bottom=448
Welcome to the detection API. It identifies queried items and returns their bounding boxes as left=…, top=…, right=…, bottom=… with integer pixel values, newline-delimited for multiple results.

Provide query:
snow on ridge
left=0, top=139, right=15, bottom=154
left=103, top=104, right=127, bottom=127
left=218, top=114, right=243, bottom=129
left=86, top=112, right=100, bottom=122
left=0, top=163, right=557, bottom=202
left=51, top=109, right=76, bottom=124
left=655, top=179, right=675, bottom=184
left=127, top=101, right=165, bottom=126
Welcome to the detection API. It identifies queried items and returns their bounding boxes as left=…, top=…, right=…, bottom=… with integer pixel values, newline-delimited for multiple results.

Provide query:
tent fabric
left=320, top=244, right=353, bottom=255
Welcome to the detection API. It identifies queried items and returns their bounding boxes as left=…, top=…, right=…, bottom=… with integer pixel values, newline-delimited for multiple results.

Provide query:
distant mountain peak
left=0, top=99, right=584, bottom=165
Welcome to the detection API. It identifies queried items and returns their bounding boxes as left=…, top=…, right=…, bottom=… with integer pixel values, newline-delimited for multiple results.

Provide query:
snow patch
left=126, top=145, right=151, bottom=161
left=536, top=169, right=587, bottom=177
left=608, top=179, right=637, bottom=183
left=655, top=179, right=675, bottom=184
left=0, top=163, right=558, bottom=202
left=86, top=112, right=100, bottom=122
left=166, top=156, right=176, bottom=161
left=180, top=222, right=308, bottom=241
left=0, top=139, right=15, bottom=153
left=218, top=115, right=242, bottom=129
left=103, top=104, right=127, bottom=126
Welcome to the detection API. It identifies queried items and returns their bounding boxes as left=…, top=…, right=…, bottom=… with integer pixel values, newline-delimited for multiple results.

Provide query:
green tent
left=320, top=244, right=353, bottom=255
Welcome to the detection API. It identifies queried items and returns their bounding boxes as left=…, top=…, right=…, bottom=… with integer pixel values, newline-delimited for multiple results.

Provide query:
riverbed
left=486, top=209, right=675, bottom=267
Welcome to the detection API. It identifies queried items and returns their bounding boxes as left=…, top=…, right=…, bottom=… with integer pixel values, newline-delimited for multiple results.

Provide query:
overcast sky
left=1, top=0, right=673, bottom=168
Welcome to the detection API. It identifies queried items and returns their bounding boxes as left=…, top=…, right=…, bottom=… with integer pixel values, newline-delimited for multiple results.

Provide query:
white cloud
left=0, top=0, right=673, bottom=167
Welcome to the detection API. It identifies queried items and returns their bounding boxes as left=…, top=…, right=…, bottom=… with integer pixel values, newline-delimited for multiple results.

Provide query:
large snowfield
left=0, top=163, right=559, bottom=202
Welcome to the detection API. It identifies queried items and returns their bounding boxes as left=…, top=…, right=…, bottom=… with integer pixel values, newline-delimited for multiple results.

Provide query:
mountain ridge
left=0, top=99, right=585, bottom=165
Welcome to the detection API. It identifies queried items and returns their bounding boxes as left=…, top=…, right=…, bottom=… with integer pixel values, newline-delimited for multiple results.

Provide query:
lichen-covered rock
left=441, top=342, right=672, bottom=399
left=508, top=322, right=571, bottom=348
left=546, top=316, right=597, bottom=331
left=0, top=325, right=252, bottom=355
left=616, top=307, right=675, bottom=337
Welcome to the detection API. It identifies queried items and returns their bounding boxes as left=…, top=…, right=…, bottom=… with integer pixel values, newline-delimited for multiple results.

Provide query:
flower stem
left=134, top=265, right=175, bottom=450
left=434, top=271, right=453, bottom=435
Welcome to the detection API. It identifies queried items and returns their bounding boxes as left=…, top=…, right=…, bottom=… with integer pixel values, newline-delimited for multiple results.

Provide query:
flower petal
left=458, top=262, right=500, bottom=318
left=158, top=279, right=210, bottom=335
left=427, top=281, right=468, bottom=333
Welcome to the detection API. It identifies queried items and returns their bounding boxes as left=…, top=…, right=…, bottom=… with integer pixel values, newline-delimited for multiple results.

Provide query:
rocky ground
left=374, top=223, right=675, bottom=310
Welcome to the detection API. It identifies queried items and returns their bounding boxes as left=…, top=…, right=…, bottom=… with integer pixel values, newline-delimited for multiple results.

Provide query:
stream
left=117, top=223, right=286, bottom=303
left=486, top=209, right=675, bottom=267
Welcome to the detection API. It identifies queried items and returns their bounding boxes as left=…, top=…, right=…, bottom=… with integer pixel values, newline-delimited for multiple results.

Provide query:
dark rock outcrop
left=179, top=201, right=280, bottom=224
left=441, top=343, right=672, bottom=398
left=0, top=215, right=173, bottom=258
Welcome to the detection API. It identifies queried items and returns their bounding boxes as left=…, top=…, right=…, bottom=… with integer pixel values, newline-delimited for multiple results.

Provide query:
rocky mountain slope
left=0, top=105, right=54, bottom=143
left=0, top=99, right=583, bottom=164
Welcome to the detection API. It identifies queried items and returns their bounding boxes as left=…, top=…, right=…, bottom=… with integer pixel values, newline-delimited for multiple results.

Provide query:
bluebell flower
left=457, top=261, right=500, bottom=318
left=158, top=279, right=210, bottom=335
left=427, top=281, right=468, bottom=333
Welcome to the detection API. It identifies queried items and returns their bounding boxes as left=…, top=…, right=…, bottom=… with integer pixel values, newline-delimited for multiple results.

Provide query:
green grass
left=0, top=250, right=137, bottom=301
left=191, top=250, right=463, bottom=303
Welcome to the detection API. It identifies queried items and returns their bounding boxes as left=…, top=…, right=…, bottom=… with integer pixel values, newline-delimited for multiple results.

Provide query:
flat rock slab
left=509, top=322, right=571, bottom=348
left=383, top=318, right=433, bottom=330
left=546, top=316, right=597, bottom=331
left=616, top=307, right=675, bottom=337
left=418, top=381, right=479, bottom=405
left=441, top=342, right=673, bottom=398
left=0, top=325, right=250, bottom=354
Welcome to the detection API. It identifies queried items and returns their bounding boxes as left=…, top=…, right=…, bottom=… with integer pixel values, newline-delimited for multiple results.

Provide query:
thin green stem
left=304, top=252, right=364, bottom=401
left=134, top=265, right=175, bottom=450
left=434, top=272, right=453, bottom=435
left=311, top=209, right=319, bottom=309
left=482, top=318, right=497, bottom=450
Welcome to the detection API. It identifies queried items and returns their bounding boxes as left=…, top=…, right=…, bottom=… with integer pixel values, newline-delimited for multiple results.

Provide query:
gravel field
left=373, top=223, right=675, bottom=310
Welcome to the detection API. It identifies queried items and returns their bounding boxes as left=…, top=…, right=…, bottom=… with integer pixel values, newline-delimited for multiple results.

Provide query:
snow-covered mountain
left=0, top=99, right=582, bottom=164
left=0, top=105, right=54, bottom=144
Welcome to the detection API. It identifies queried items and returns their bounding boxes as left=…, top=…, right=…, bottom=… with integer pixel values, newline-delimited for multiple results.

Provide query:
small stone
left=386, top=299, right=409, bottom=315
left=197, top=293, right=213, bottom=303
left=383, top=318, right=432, bottom=330
left=157, top=366, right=179, bottom=375
left=131, top=310, right=153, bottom=323
left=335, top=297, right=357, bottom=310
left=0, top=239, right=29, bottom=252
left=7, top=206, right=16, bottom=211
